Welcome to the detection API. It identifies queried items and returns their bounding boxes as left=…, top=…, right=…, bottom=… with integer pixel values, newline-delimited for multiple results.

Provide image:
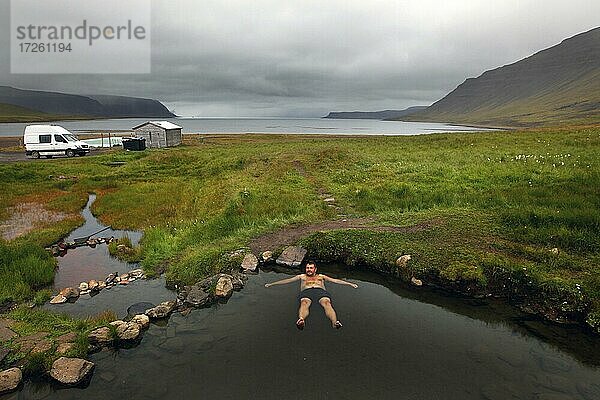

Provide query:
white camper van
left=24, top=125, right=90, bottom=158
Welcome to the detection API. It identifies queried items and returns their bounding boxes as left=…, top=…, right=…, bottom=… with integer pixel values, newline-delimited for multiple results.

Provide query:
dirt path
left=0, top=149, right=114, bottom=163
left=0, top=151, right=29, bottom=163
left=249, top=217, right=442, bottom=253
left=248, top=158, right=444, bottom=253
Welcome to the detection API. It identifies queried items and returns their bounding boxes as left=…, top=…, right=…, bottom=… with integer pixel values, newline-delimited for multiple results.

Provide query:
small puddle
left=0, top=203, right=68, bottom=241
left=47, top=194, right=174, bottom=318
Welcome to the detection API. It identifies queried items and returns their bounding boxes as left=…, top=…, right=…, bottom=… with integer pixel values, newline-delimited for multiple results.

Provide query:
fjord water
left=0, top=118, right=488, bottom=137
left=16, top=267, right=600, bottom=399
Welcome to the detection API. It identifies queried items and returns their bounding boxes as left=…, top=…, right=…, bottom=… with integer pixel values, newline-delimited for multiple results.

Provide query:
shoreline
left=0, top=130, right=484, bottom=150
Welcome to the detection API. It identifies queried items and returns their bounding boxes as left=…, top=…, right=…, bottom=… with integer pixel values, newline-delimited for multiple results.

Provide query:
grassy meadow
left=1, top=126, right=599, bottom=328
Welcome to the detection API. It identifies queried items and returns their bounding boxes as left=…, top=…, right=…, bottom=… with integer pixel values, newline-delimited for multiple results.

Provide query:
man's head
left=305, top=260, right=317, bottom=276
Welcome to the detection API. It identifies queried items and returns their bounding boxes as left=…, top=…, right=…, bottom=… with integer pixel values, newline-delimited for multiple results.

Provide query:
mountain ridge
left=0, top=86, right=175, bottom=120
left=323, top=106, right=427, bottom=120
left=401, top=27, right=600, bottom=127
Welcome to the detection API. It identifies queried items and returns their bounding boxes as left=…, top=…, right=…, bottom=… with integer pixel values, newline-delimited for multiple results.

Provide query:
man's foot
left=296, top=318, right=305, bottom=330
left=334, top=321, right=343, bottom=329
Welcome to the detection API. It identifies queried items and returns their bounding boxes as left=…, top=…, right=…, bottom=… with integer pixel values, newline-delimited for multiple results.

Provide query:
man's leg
left=297, top=298, right=311, bottom=329
left=319, top=297, right=341, bottom=328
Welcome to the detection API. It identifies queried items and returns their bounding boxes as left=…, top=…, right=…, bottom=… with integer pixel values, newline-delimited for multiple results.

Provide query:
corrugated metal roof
left=132, top=121, right=182, bottom=130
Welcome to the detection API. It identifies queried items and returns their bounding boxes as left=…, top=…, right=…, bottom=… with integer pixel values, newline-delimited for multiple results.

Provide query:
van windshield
left=64, top=134, right=79, bottom=142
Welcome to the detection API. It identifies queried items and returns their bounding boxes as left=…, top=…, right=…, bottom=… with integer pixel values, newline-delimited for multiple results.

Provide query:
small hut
left=131, top=121, right=182, bottom=148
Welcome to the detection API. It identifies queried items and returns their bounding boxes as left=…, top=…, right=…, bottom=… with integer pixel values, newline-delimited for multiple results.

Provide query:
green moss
left=299, top=230, right=401, bottom=273
left=22, top=351, right=53, bottom=377
left=585, top=309, right=600, bottom=333
left=0, top=241, right=56, bottom=303
left=440, top=262, right=486, bottom=284
left=33, top=289, right=52, bottom=306
left=3, top=307, right=117, bottom=373
left=8, top=307, right=81, bottom=337
left=108, top=236, right=142, bottom=263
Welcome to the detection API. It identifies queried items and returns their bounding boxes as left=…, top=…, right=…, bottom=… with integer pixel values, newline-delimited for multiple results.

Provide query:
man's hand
left=264, top=283, right=271, bottom=288
left=350, top=283, right=358, bottom=289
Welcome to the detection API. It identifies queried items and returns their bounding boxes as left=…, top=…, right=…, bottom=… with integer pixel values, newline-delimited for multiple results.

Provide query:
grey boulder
left=145, top=301, right=176, bottom=319
left=88, top=327, right=112, bottom=346
left=0, top=368, right=22, bottom=394
left=184, top=285, right=211, bottom=307
left=241, top=253, right=259, bottom=272
left=50, top=357, right=94, bottom=385
left=131, top=314, right=150, bottom=330
left=110, top=321, right=141, bottom=342
left=276, top=246, right=307, bottom=268
left=215, top=276, right=233, bottom=298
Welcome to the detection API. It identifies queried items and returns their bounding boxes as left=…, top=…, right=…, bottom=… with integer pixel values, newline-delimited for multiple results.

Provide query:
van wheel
left=66, top=149, right=75, bottom=157
left=31, top=151, right=40, bottom=159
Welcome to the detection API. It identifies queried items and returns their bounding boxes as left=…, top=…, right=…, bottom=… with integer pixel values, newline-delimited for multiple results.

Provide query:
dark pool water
left=9, top=265, right=600, bottom=400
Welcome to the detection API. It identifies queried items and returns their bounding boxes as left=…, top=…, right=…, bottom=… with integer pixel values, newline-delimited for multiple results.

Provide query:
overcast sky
left=0, top=0, right=598, bottom=117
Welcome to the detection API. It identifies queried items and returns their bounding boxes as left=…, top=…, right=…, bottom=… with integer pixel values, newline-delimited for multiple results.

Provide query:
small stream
left=46, top=194, right=174, bottom=318
left=6, top=195, right=600, bottom=399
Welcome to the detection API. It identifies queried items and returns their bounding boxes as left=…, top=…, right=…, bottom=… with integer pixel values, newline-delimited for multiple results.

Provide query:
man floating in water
left=264, top=260, right=358, bottom=330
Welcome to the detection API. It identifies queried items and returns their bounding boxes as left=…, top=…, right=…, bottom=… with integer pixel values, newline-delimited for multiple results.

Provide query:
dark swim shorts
left=298, top=288, right=332, bottom=304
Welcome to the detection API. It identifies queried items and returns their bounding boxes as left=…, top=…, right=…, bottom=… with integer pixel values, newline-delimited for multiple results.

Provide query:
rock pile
left=145, top=301, right=177, bottom=319
left=50, top=269, right=145, bottom=305
left=16, top=249, right=285, bottom=389
left=47, top=236, right=117, bottom=257
left=88, top=313, right=151, bottom=351
left=241, top=253, right=259, bottom=272
left=178, top=271, right=248, bottom=311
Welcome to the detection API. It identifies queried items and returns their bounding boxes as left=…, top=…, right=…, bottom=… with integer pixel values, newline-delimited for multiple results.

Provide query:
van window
left=39, top=135, right=51, bottom=143
left=54, top=135, right=67, bottom=143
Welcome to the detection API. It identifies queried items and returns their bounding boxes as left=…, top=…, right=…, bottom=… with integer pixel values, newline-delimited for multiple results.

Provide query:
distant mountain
left=87, top=95, right=175, bottom=118
left=402, top=27, right=600, bottom=127
left=324, top=106, right=427, bottom=120
left=0, top=102, right=59, bottom=123
left=0, top=86, right=175, bottom=120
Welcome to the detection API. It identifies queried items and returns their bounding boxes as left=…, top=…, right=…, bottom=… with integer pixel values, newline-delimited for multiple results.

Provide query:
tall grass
left=0, top=240, right=55, bottom=303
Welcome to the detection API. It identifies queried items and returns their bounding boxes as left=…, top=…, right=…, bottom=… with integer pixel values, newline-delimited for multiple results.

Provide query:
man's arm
left=323, top=275, right=358, bottom=288
left=264, top=274, right=302, bottom=288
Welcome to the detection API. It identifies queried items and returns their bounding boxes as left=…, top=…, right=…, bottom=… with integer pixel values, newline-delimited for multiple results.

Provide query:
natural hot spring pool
left=13, top=264, right=600, bottom=400
left=11, top=194, right=600, bottom=399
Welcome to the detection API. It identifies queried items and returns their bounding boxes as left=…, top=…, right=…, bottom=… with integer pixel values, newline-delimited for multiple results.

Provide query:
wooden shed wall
left=133, top=125, right=182, bottom=148
left=165, top=129, right=182, bottom=146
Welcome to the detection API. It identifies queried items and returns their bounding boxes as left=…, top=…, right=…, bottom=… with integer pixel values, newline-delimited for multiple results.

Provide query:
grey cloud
left=1, top=0, right=599, bottom=116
